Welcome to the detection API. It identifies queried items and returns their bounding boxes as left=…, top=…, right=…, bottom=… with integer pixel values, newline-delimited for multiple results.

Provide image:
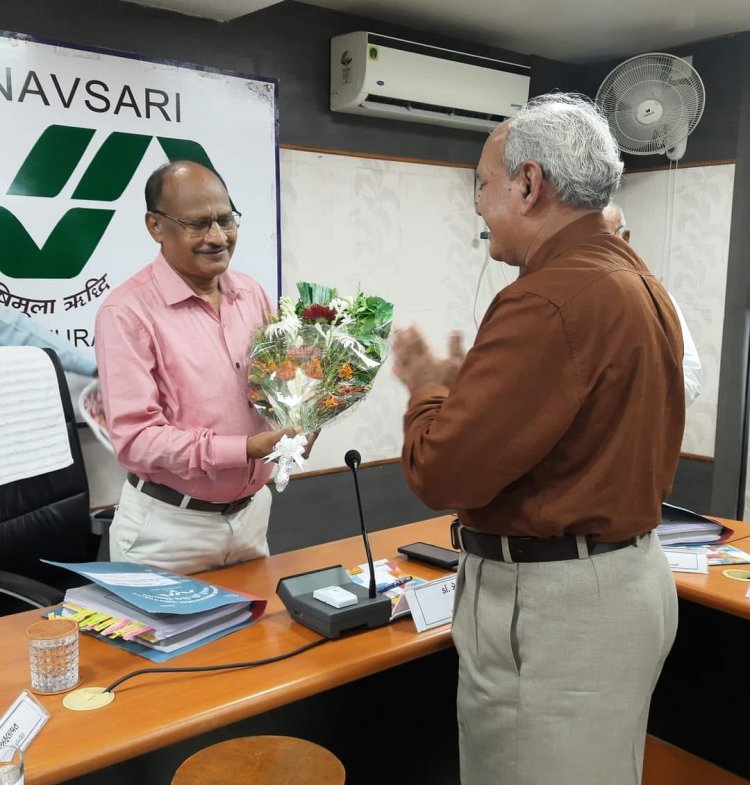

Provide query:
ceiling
left=121, top=0, right=750, bottom=62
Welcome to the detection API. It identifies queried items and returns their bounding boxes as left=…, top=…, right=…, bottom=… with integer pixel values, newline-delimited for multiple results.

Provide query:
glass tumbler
left=25, top=618, right=79, bottom=694
left=0, top=746, right=23, bottom=785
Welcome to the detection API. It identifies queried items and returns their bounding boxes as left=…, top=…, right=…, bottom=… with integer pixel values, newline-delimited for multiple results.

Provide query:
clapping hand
left=392, top=326, right=466, bottom=393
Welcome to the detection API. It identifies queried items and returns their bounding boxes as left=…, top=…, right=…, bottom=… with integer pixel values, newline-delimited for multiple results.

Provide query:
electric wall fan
left=595, top=52, right=705, bottom=161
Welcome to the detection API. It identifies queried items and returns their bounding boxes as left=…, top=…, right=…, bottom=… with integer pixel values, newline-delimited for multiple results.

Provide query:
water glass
left=25, top=618, right=79, bottom=694
left=0, top=746, right=23, bottom=785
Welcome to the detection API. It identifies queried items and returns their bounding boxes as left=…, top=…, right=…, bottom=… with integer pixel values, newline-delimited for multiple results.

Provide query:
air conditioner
left=330, top=32, right=531, bottom=133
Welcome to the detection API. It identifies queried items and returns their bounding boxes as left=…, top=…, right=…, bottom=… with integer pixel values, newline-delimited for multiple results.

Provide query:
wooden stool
left=171, top=736, right=346, bottom=785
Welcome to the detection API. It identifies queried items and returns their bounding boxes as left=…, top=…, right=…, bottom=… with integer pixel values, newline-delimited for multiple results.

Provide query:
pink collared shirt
left=95, top=254, right=274, bottom=502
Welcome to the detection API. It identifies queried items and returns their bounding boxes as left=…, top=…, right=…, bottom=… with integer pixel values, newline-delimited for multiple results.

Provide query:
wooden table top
left=0, top=517, right=458, bottom=785
left=672, top=517, right=750, bottom=619
left=1, top=514, right=747, bottom=784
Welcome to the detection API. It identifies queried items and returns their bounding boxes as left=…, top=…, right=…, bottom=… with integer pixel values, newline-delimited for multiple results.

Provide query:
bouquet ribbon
left=264, top=433, right=308, bottom=492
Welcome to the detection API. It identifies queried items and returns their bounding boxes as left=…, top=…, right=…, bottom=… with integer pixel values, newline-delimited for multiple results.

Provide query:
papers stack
left=656, top=503, right=730, bottom=546
left=348, top=559, right=427, bottom=620
left=677, top=543, right=750, bottom=566
left=44, top=560, right=266, bottom=662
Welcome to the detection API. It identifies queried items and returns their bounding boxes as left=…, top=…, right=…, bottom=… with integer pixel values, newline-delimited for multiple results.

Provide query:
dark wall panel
left=667, top=456, right=714, bottom=514
left=710, top=33, right=750, bottom=518
left=267, top=462, right=447, bottom=555
left=0, top=0, right=537, bottom=166
left=581, top=34, right=744, bottom=170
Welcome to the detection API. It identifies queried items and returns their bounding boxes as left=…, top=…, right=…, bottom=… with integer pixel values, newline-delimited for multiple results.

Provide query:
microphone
left=275, top=448, right=392, bottom=637
left=345, top=449, right=376, bottom=599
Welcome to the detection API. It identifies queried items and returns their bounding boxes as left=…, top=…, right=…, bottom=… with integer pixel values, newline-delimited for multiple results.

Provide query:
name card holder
left=0, top=690, right=49, bottom=751
left=404, top=574, right=456, bottom=633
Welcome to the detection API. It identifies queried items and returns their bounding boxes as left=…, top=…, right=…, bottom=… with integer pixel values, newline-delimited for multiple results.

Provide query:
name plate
left=0, top=690, right=49, bottom=751
left=662, top=548, right=709, bottom=574
left=404, top=574, right=456, bottom=633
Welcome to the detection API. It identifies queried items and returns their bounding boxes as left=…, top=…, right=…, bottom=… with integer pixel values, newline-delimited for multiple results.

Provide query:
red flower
left=302, top=304, right=337, bottom=323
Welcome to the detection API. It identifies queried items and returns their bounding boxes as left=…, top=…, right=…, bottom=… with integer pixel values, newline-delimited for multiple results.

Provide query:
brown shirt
left=402, top=213, right=685, bottom=541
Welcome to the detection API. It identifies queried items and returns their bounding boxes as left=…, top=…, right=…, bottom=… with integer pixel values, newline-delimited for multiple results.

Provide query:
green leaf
left=296, top=281, right=337, bottom=306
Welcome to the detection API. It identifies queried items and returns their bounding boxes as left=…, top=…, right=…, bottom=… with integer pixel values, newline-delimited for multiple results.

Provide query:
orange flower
left=322, top=395, right=341, bottom=409
left=276, top=360, right=296, bottom=381
left=250, top=358, right=270, bottom=375
left=303, top=358, right=324, bottom=380
left=337, top=383, right=363, bottom=395
left=338, top=362, right=353, bottom=380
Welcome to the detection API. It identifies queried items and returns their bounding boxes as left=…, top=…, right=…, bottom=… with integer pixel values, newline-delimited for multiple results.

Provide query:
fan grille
left=596, top=53, right=705, bottom=155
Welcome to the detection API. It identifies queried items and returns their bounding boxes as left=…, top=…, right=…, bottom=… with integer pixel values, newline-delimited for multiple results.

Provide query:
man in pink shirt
left=95, top=161, right=302, bottom=574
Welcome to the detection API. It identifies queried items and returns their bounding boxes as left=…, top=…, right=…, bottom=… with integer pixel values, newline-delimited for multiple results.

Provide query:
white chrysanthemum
left=278, top=296, right=297, bottom=320
left=332, top=332, right=379, bottom=368
left=265, top=316, right=301, bottom=340
left=330, top=296, right=354, bottom=314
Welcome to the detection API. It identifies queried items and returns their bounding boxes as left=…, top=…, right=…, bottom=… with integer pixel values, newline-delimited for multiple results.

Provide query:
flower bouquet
left=248, top=281, right=393, bottom=491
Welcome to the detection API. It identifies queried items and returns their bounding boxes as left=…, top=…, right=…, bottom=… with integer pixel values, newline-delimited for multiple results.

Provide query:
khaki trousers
left=109, top=480, right=272, bottom=574
left=452, top=531, right=677, bottom=785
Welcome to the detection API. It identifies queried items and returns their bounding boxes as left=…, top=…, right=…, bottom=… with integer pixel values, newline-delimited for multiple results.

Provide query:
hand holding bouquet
left=248, top=281, right=393, bottom=490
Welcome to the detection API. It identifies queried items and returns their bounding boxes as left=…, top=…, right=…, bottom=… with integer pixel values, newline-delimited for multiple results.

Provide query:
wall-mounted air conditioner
left=330, top=32, right=531, bottom=133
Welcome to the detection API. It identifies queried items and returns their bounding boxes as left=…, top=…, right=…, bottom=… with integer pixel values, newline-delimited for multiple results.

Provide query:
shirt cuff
left=65, top=353, right=98, bottom=377
left=408, top=383, right=450, bottom=409
left=212, top=435, right=251, bottom=470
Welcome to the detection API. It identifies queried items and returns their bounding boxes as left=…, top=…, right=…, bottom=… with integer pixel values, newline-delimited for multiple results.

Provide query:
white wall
left=617, top=163, right=735, bottom=459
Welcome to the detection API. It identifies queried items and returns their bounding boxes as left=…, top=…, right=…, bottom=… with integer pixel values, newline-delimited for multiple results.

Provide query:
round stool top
left=171, top=735, right=345, bottom=785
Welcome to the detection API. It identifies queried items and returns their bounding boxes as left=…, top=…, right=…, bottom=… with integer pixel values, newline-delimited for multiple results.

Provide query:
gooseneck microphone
left=275, top=448, right=392, bottom=637
left=345, top=449, right=376, bottom=599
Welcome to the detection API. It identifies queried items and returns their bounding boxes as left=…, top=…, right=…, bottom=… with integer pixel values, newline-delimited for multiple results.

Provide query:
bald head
left=145, top=160, right=227, bottom=212
left=602, top=202, right=630, bottom=243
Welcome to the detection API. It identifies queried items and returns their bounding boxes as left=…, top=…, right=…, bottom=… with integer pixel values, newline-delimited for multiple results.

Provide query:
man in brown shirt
left=392, top=94, right=683, bottom=785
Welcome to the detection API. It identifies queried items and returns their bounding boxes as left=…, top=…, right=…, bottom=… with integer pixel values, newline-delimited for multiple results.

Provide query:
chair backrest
left=0, top=348, right=96, bottom=603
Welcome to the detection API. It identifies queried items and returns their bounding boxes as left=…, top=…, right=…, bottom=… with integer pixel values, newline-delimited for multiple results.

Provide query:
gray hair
left=503, top=93, right=623, bottom=210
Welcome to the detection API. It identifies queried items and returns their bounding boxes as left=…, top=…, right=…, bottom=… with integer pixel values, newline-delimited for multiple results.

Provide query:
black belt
left=450, top=519, right=639, bottom=563
left=127, top=472, right=254, bottom=515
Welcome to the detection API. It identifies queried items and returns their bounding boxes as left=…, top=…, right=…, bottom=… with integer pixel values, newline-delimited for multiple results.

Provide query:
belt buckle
left=223, top=497, right=250, bottom=516
left=450, top=519, right=463, bottom=550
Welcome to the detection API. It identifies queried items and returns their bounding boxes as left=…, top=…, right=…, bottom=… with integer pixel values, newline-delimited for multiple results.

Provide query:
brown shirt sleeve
left=402, top=291, right=583, bottom=510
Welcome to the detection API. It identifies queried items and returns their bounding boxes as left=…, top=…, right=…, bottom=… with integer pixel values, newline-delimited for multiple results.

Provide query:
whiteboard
left=617, top=163, right=735, bottom=459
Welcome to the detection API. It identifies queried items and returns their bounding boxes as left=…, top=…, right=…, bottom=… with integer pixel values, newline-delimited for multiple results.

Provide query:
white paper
left=78, top=571, right=179, bottom=587
left=0, top=690, right=49, bottom=751
left=404, top=575, right=457, bottom=632
left=662, top=548, right=709, bottom=574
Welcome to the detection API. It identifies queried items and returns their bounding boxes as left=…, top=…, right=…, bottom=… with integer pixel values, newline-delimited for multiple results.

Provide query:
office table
left=648, top=516, right=750, bottom=779
left=1, top=515, right=747, bottom=784
left=0, top=516, right=458, bottom=785
left=671, top=517, right=750, bottom=619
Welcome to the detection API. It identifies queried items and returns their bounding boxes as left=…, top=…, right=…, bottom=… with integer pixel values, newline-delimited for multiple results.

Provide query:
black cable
left=102, top=637, right=328, bottom=694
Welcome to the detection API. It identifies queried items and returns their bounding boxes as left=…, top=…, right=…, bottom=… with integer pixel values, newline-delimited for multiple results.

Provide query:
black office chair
left=0, top=347, right=109, bottom=615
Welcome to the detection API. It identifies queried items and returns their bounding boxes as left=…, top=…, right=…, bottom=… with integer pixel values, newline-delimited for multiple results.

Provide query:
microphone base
left=277, top=565, right=392, bottom=639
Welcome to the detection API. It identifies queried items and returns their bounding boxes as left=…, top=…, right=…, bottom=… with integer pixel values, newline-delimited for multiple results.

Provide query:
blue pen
left=378, top=575, right=413, bottom=593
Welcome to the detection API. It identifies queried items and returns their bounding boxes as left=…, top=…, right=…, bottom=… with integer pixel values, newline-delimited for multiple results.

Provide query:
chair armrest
left=90, top=506, right=115, bottom=536
left=0, top=571, right=64, bottom=609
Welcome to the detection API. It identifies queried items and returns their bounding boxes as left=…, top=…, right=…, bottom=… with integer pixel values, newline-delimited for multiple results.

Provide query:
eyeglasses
left=152, top=209, right=242, bottom=237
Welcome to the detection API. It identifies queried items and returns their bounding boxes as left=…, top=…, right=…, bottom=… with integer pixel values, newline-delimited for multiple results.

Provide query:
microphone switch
left=313, top=585, right=359, bottom=608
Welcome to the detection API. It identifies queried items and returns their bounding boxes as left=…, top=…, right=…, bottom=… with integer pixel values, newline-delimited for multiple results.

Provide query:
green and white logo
left=2, top=125, right=217, bottom=279
left=0, top=33, right=279, bottom=356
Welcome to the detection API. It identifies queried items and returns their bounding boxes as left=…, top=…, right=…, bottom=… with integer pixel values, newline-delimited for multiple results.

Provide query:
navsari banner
left=0, top=31, right=280, bottom=369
